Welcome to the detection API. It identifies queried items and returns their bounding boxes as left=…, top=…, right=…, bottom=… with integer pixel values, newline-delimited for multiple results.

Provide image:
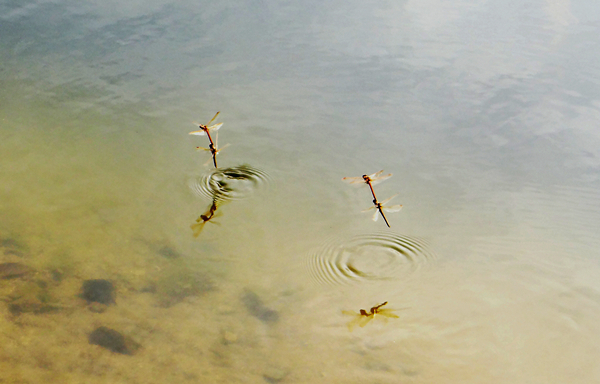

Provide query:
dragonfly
left=342, top=170, right=392, bottom=186
left=342, top=170, right=392, bottom=201
left=190, top=200, right=222, bottom=237
left=341, top=301, right=399, bottom=331
left=362, top=194, right=403, bottom=228
left=189, top=111, right=224, bottom=137
left=196, top=134, right=230, bottom=167
left=189, top=112, right=224, bottom=168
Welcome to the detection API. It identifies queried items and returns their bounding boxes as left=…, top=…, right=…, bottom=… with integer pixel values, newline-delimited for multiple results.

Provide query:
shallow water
left=1, top=0, right=600, bottom=383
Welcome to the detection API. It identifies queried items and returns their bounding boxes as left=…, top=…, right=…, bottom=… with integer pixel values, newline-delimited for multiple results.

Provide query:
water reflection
left=190, top=198, right=222, bottom=237
left=1, top=0, right=600, bottom=382
left=342, top=301, right=400, bottom=331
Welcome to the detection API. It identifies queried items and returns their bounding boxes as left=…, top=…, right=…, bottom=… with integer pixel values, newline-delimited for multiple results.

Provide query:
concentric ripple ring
left=307, top=232, right=436, bottom=286
left=189, top=164, right=270, bottom=201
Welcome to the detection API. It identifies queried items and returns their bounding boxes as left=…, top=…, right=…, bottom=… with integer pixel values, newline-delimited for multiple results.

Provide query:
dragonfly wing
left=342, top=311, right=361, bottom=331
left=367, top=170, right=385, bottom=179
left=379, top=194, right=399, bottom=205
left=382, top=204, right=403, bottom=213
left=342, top=176, right=365, bottom=184
left=378, top=309, right=400, bottom=319
left=346, top=316, right=362, bottom=332
left=358, top=315, right=373, bottom=328
left=189, top=129, right=207, bottom=136
left=206, top=111, right=220, bottom=126
left=207, top=122, right=223, bottom=131
left=191, top=222, right=206, bottom=237
left=374, top=209, right=383, bottom=221
left=217, top=143, right=231, bottom=153
left=361, top=205, right=377, bottom=213
left=370, top=173, right=392, bottom=185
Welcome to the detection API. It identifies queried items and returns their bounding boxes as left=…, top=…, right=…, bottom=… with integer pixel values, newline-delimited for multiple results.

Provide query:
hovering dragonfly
left=342, top=170, right=392, bottom=201
left=342, top=301, right=399, bottom=331
left=189, top=111, right=224, bottom=137
left=190, top=200, right=221, bottom=237
left=363, top=194, right=403, bottom=228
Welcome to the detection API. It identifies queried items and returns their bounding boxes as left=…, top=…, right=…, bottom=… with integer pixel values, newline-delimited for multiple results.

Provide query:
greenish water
left=2, top=0, right=600, bottom=383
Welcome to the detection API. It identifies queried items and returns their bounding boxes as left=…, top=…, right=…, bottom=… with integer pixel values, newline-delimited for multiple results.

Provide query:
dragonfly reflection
left=189, top=112, right=224, bottom=168
left=190, top=199, right=221, bottom=237
left=362, top=194, right=403, bottom=228
left=342, top=301, right=399, bottom=331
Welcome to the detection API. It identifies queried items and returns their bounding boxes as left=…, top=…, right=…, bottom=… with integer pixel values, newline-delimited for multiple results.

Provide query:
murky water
left=2, top=0, right=600, bottom=382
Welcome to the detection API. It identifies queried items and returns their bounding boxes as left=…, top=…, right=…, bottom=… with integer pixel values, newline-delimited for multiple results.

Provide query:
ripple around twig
left=307, top=232, right=436, bottom=286
left=189, top=164, right=270, bottom=201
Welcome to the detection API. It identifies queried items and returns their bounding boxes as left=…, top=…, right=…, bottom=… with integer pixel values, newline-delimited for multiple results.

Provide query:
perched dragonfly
left=189, top=111, right=224, bottom=137
left=190, top=200, right=221, bottom=237
left=342, top=170, right=392, bottom=201
left=362, top=194, right=403, bottom=227
left=342, top=301, right=399, bottom=331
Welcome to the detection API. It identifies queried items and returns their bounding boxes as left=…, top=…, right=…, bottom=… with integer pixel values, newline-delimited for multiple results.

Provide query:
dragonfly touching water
left=362, top=194, right=403, bottom=227
left=189, top=112, right=224, bottom=168
left=196, top=134, right=230, bottom=166
left=342, top=170, right=401, bottom=227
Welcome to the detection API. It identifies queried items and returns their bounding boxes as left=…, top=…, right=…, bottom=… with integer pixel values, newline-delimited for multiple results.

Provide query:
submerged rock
left=263, top=365, right=289, bottom=383
left=152, top=265, right=213, bottom=307
left=88, top=326, right=140, bottom=355
left=241, top=289, right=279, bottom=323
left=8, top=301, right=62, bottom=315
left=1, top=237, right=27, bottom=257
left=157, top=245, right=181, bottom=259
left=6, top=279, right=64, bottom=315
left=81, top=279, right=115, bottom=305
left=0, top=262, right=33, bottom=279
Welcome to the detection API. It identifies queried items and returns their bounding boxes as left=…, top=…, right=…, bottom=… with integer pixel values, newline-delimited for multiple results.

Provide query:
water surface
left=1, top=0, right=600, bottom=383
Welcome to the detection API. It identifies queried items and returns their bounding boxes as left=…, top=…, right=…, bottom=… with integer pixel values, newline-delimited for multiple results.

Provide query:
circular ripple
left=190, top=164, right=270, bottom=201
left=307, top=232, right=436, bottom=286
